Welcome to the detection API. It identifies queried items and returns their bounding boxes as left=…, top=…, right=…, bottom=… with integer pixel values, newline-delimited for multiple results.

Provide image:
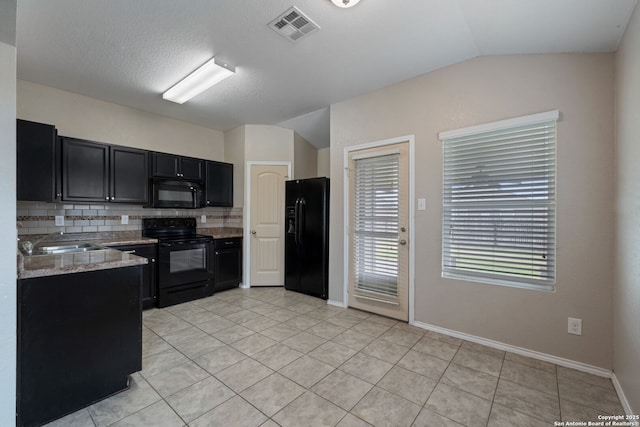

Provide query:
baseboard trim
left=611, top=372, right=634, bottom=415
left=411, top=320, right=612, bottom=378
left=327, top=299, right=347, bottom=308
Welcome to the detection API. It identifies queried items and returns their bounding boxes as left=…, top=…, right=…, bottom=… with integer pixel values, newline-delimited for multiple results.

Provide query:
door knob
left=251, top=230, right=257, bottom=235
left=399, top=239, right=407, bottom=245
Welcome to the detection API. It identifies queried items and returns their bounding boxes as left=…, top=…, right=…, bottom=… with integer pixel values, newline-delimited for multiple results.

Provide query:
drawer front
left=112, top=243, right=157, bottom=259
left=214, top=237, right=242, bottom=249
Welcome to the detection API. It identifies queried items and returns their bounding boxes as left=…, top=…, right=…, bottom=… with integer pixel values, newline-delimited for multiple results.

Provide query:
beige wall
left=330, top=54, right=615, bottom=369
left=0, top=7, right=17, bottom=421
left=245, top=125, right=294, bottom=165
left=614, top=4, right=640, bottom=413
left=293, top=133, right=317, bottom=179
left=17, top=80, right=225, bottom=160
left=317, top=147, right=330, bottom=178
left=225, top=124, right=316, bottom=207
left=224, top=126, right=246, bottom=207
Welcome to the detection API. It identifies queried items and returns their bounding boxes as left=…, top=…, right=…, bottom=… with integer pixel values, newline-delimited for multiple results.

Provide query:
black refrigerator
left=285, top=177, right=329, bottom=299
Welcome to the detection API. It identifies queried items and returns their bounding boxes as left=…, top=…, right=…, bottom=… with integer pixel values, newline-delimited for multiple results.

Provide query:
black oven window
left=170, top=248, right=206, bottom=273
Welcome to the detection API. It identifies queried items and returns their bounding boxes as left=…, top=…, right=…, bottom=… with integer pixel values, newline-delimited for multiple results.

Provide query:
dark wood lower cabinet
left=17, top=266, right=142, bottom=427
left=110, top=243, right=157, bottom=309
left=213, top=237, right=242, bottom=291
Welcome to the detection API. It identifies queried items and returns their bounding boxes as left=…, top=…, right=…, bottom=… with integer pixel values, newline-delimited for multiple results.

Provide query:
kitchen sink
left=29, top=243, right=106, bottom=255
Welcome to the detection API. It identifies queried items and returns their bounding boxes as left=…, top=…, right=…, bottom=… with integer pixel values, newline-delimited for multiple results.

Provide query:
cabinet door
left=180, top=157, right=204, bottom=181
left=151, top=153, right=180, bottom=178
left=112, top=243, right=158, bottom=309
left=61, top=137, right=109, bottom=202
left=214, top=238, right=242, bottom=290
left=110, top=147, right=148, bottom=204
left=17, top=119, right=59, bottom=202
left=18, top=268, right=142, bottom=427
left=205, top=161, right=233, bottom=207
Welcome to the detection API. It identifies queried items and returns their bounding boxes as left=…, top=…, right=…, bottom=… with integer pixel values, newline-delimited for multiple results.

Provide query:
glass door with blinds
left=347, top=141, right=409, bottom=321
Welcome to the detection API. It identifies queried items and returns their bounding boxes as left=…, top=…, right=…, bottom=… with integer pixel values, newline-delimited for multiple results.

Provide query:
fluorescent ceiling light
left=163, top=57, right=235, bottom=104
left=331, top=0, right=361, bottom=8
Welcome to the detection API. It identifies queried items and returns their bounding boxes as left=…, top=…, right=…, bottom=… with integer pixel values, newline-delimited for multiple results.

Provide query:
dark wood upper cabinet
left=180, top=157, right=204, bottom=181
left=151, top=153, right=179, bottom=178
left=17, top=119, right=60, bottom=202
left=110, top=147, right=148, bottom=204
left=205, top=161, right=233, bottom=207
left=151, top=152, right=203, bottom=181
left=60, top=137, right=148, bottom=204
left=17, top=120, right=231, bottom=207
left=61, top=137, right=109, bottom=202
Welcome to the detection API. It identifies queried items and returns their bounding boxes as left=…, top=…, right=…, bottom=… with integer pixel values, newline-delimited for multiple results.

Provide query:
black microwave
left=149, top=177, right=205, bottom=208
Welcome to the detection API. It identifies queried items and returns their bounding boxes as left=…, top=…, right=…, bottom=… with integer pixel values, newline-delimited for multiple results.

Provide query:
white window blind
left=440, top=111, right=558, bottom=291
left=353, top=153, right=400, bottom=296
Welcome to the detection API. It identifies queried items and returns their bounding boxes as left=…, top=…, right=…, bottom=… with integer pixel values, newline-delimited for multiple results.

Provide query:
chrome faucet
left=19, top=231, right=64, bottom=255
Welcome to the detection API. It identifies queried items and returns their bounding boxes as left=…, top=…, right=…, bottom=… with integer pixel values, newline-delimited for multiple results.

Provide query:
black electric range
left=142, top=218, right=214, bottom=307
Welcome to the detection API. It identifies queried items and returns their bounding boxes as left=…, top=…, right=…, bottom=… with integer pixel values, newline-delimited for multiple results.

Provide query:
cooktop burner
left=142, top=217, right=212, bottom=242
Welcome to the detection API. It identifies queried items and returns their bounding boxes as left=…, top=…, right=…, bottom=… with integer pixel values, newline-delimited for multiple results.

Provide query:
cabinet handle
left=111, top=196, right=115, bottom=201
left=225, top=241, right=234, bottom=245
left=105, top=196, right=109, bottom=200
left=123, top=250, right=136, bottom=254
left=56, top=193, right=61, bottom=198
left=151, top=258, right=156, bottom=263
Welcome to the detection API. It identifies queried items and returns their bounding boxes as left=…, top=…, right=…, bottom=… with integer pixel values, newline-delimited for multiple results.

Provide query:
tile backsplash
left=17, top=201, right=243, bottom=235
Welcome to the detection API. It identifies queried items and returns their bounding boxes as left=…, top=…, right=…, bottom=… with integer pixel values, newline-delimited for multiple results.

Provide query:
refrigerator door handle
left=294, top=198, right=300, bottom=246
left=297, top=197, right=306, bottom=246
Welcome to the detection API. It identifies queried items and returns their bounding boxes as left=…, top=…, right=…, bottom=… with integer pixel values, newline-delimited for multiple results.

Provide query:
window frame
left=439, top=110, right=559, bottom=292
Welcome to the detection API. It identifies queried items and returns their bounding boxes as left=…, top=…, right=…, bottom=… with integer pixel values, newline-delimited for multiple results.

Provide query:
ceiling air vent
left=269, top=6, right=319, bottom=43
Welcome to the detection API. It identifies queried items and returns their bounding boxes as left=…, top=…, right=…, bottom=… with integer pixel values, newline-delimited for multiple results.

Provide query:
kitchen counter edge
left=17, top=237, right=158, bottom=280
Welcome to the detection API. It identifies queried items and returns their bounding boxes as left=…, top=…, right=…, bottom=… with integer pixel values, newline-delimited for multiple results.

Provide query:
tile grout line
left=129, top=288, right=622, bottom=427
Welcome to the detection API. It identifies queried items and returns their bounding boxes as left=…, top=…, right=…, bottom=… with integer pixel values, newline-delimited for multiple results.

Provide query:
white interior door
left=347, top=142, right=410, bottom=321
left=249, top=164, right=288, bottom=286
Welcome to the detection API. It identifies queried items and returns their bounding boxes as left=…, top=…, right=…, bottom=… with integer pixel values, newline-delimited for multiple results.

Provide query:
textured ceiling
left=16, top=0, right=637, bottom=148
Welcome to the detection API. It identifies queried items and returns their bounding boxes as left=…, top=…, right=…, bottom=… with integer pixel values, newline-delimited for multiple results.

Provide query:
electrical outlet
left=418, top=198, right=426, bottom=211
left=55, top=215, right=64, bottom=226
left=568, top=317, right=582, bottom=335
left=121, top=215, right=129, bottom=225
left=201, top=215, right=207, bottom=223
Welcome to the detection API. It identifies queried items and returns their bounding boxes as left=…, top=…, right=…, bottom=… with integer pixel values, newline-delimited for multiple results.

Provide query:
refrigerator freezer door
left=284, top=178, right=329, bottom=299
left=285, top=183, right=302, bottom=293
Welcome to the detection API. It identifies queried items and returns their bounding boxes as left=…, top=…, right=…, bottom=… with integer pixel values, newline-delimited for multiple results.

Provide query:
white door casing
left=344, top=136, right=414, bottom=322
left=247, top=162, right=290, bottom=287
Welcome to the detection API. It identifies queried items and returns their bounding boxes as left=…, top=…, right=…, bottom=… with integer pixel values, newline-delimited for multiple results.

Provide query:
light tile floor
left=45, top=287, right=624, bottom=427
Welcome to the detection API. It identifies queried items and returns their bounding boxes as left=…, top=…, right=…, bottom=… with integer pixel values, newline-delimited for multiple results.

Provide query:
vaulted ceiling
left=16, top=0, right=637, bottom=148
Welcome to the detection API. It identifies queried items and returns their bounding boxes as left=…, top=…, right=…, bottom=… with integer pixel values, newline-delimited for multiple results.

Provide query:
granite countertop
left=16, top=232, right=157, bottom=280
left=18, top=248, right=148, bottom=280
left=197, top=227, right=244, bottom=239
left=16, top=228, right=242, bottom=279
left=97, top=237, right=158, bottom=246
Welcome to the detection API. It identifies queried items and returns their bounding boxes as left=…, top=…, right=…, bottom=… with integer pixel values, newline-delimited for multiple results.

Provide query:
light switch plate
left=201, top=215, right=207, bottom=223
left=121, top=215, right=129, bottom=225
left=55, top=215, right=64, bottom=226
left=418, top=198, right=426, bottom=211
left=568, top=317, right=582, bottom=335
